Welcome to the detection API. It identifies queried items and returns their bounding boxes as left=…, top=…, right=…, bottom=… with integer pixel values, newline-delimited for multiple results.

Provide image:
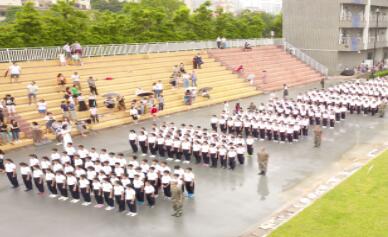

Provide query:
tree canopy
left=0, top=0, right=282, bottom=48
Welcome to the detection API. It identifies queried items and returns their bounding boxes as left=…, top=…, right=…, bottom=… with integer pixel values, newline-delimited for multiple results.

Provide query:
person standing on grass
left=27, top=81, right=39, bottom=105
left=87, top=76, right=98, bottom=95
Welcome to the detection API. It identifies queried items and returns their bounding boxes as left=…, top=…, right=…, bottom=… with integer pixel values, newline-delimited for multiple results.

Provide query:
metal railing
left=0, top=38, right=284, bottom=63
left=284, top=41, right=329, bottom=76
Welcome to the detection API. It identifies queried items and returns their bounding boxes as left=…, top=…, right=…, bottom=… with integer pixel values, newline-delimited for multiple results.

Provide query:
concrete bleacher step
left=0, top=50, right=261, bottom=151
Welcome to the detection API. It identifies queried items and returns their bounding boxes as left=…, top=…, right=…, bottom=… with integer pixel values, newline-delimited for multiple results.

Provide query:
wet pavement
left=1, top=79, right=387, bottom=237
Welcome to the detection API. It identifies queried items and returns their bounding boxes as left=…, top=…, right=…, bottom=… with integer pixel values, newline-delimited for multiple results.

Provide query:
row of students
left=128, top=123, right=254, bottom=169
left=3, top=148, right=196, bottom=216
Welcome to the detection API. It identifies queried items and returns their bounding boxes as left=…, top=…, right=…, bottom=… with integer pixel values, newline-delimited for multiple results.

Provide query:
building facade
left=24, top=0, right=90, bottom=10
left=283, top=0, right=388, bottom=75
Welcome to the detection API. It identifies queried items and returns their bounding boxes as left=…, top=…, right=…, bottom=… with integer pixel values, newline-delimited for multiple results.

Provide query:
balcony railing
left=340, top=14, right=365, bottom=27
left=339, top=36, right=363, bottom=51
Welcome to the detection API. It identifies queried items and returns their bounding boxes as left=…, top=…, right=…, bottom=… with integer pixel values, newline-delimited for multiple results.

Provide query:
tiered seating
left=0, top=51, right=261, bottom=151
left=207, top=46, right=324, bottom=91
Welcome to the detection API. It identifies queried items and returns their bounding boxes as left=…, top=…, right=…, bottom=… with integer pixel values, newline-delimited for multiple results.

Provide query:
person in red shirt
left=150, top=105, right=158, bottom=121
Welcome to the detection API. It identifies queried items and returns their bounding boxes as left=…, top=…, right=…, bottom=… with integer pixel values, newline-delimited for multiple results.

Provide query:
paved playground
left=1, top=80, right=387, bottom=237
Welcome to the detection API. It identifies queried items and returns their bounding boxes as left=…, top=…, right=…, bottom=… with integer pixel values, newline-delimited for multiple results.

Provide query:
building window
left=367, top=52, right=373, bottom=60
left=384, top=52, right=388, bottom=59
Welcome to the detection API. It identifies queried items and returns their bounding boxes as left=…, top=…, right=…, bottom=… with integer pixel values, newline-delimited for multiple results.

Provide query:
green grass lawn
left=270, top=151, right=388, bottom=237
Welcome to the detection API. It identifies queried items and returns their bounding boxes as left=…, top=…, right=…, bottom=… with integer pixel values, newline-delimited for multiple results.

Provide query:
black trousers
left=94, top=190, right=104, bottom=204
left=126, top=200, right=137, bottom=213
left=211, top=123, right=217, bottom=132
left=149, top=180, right=159, bottom=195
left=193, top=151, right=201, bottom=163
left=129, top=140, right=138, bottom=153
left=229, top=157, right=236, bottom=170
left=135, top=188, right=144, bottom=202
left=145, top=193, right=155, bottom=206
left=6, top=172, right=19, bottom=188
left=69, top=185, right=80, bottom=199
left=220, top=124, right=227, bottom=133
left=220, top=156, right=227, bottom=168
left=158, top=144, right=165, bottom=157
left=174, top=148, right=182, bottom=160
left=103, top=192, right=114, bottom=207
left=163, top=184, right=171, bottom=197
left=115, top=195, right=125, bottom=212
left=185, top=181, right=194, bottom=194
left=139, top=141, right=148, bottom=154
left=247, top=145, right=253, bottom=155
left=244, top=127, right=251, bottom=137
left=330, top=119, right=335, bottom=128
left=22, top=175, right=33, bottom=190
left=47, top=180, right=58, bottom=195
left=252, top=128, right=258, bottom=138
left=89, top=86, right=98, bottom=95
left=237, top=154, right=244, bottom=165
left=183, top=149, right=191, bottom=161
left=149, top=143, right=157, bottom=155
left=34, top=178, right=44, bottom=193
left=202, top=152, right=209, bottom=164
left=57, top=183, right=68, bottom=197
left=81, top=188, right=91, bottom=202
left=210, top=153, right=218, bottom=168
left=166, top=146, right=173, bottom=158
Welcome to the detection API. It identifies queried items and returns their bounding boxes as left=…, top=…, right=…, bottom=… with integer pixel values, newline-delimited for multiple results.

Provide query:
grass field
left=269, top=151, right=388, bottom=237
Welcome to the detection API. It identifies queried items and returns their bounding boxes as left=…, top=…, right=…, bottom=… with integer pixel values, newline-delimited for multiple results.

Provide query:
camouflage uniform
left=171, top=184, right=184, bottom=217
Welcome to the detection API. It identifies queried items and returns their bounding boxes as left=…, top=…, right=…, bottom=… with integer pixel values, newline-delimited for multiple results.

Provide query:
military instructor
left=257, top=148, right=269, bottom=176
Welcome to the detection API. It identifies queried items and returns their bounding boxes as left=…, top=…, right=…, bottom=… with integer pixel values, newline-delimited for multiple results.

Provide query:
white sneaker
left=126, top=212, right=133, bottom=216
left=166, top=158, right=173, bottom=161
left=175, top=159, right=181, bottom=162
left=142, top=154, right=147, bottom=157
left=131, top=213, right=137, bottom=217
left=82, top=202, right=91, bottom=206
left=58, top=197, right=64, bottom=200
left=105, top=206, right=114, bottom=211
left=150, top=155, right=155, bottom=158
left=49, top=194, right=57, bottom=198
left=71, top=199, right=80, bottom=203
left=62, top=197, right=69, bottom=201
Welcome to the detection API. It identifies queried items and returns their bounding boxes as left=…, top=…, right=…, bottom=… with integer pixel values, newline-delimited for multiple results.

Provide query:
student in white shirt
left=67, top=172, right=80, bottom=203
left=55, top=171, right=68, bottom=201
left=209, top=143, right=218, bottom=168
left=45, top=169, right=58, bottom=198
left=181, top=139, right=191, bottom=164
left=227, top=148, right=237, bottom=170
left=92, top=178, right=104, bottom=208
left=125, top=185, right=137, bottom=216
left=113, top=181, right=126, bottom=212
left=246, top=136, right=254, bottom=156
left=133, top=174, right=145, bottom=205
left=236, top=144, right=246, bottom=165
left=161, top=170, right=172, bottom=199
left=183, top=168, right=195, bottom=198
left=210, top=115, right=218, bottom=132
left=32, top=166, right=45, bottom=195
left=144, top=181, right=156, bottom=208
left=128, top=130, right=138, bottom=153
left=102, top=178, right=114, bottom=210
left=19, top=162, right=32, bottom=191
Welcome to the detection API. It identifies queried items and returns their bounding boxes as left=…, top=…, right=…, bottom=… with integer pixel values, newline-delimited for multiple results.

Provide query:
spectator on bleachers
left=157, top=80, right=164, bottom=96
left=130, top=106, right=139, bottom=124
left=77, top=94, right=88, bottom=112
left=179, top=63, right=186, bottom=74
left=117, top=96, right=126, bottom=111
left=60, top=101, right=70, bottom=120
left=31, top=121, right=43, bottom=145
left=170, top=75, right=178, bottom=89
left=150, top=104, right=158, bottom=121
left=63, top=43, right=72, bottom=60
left=3, top=94, right=16, bottom=117
left=5, top=62, right=21, bottom=83
left=147, top=96, right=155, bottom=110
left=247, top=73, right=256, bottom=85
left=104, top=96, right=115, bottom=109
left=90, top=107, right=99, bottom=124
left=221, top=37, right=227, bottom=49
left=88, top=93, right=97, bottom=108
left=235, top=103, right=242, bottom=114
left=158, top=95, right=164, bottom=111
left=27, top=81, right=39, bottom=105
left=71, top=72, right=81, bottom=90
left=57, top=73, right=66, bottom=92
left=37, top=99, right=47, bottom=115
left=193, top=54, right=203, bottom=69
left=191, top=71, right=198, bottom=87
left=59, top=53, right=67, bottom=66
left=139, top=100, right=146, bottom=114
left=183, top=73, right=190, bottom=89
left=87, top=76, right=98, bottom=95
left=70, top=84, right=80, bottom=104
left=43, top=112, right=55, bottom=134
left=68, top=101, right=78, bottom=121
left=75, top=120, right=88, bottom=137
left=262, top=70, right=267, bottom=84
left=283, top=84, right=289, bottom=98
left=216, top=36, right=222, bottom=49
left=0, top=104, right=4, bottom=123
left=184, top=90, right=193, bottom=105
left=10, top=120, right=20, bottom=144
left=71, top=42, right=83, bottom=56
left=0, top=121, right=12, bottom=145
left=243, top=42, right=252, bottom=51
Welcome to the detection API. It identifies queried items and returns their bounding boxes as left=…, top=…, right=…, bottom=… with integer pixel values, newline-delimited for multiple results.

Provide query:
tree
left=91, top=0, right=124, bottom=12
left=191, top=1, right=215, bottom=40
left=3, top=6, right=22, bottom=23
left=271, top=14, right=283, bottom=37
left=13, top=2, right=49, bottom=47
